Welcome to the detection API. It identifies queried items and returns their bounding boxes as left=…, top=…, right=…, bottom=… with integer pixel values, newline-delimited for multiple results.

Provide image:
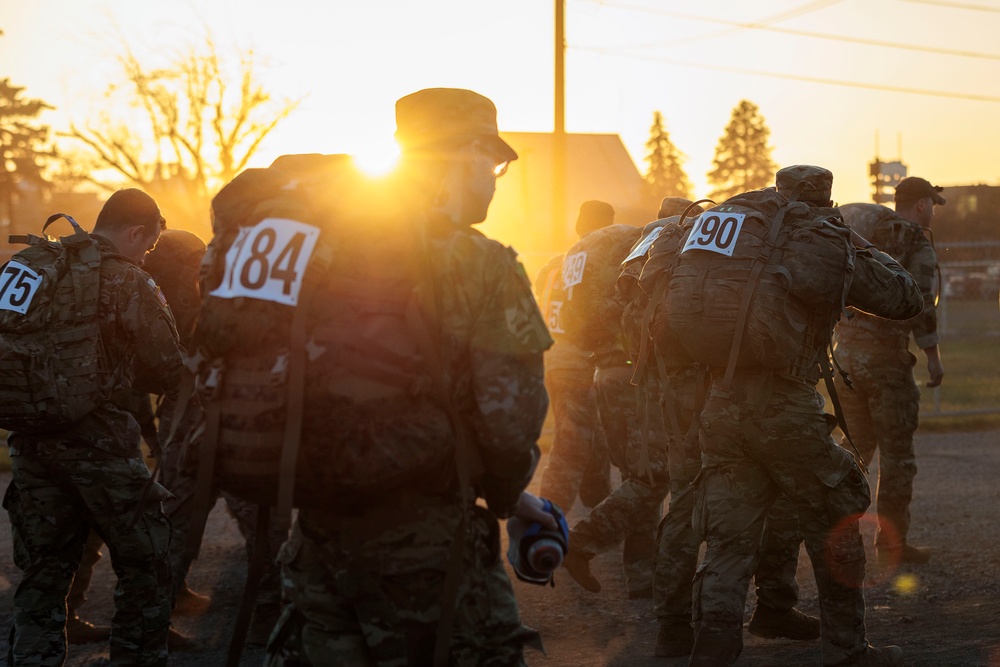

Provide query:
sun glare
left=354, top=141, right=401, bottom=177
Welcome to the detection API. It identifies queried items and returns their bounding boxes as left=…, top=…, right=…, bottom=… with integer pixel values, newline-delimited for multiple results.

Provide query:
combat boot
left=66, top=615, right=111, bottom=644
left=168, top=626, right=202, bottom=652
left=173, top=581, right=212, bottom=615
left=832, top=643, right=904, bottom=666
left=747, top=604, right=820, bottom=641
left=654, top=623, right=694, bottom=658
left=562, top=549, right=601, bottom=592
left=876, top=543, right=931, bottom=568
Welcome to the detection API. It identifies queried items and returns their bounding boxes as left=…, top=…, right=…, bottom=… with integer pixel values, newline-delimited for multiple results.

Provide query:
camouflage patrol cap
left=775, top=165, right=834, bottom=205
left=395, top=88, right=517, bottom=163
left=658, top=197, right=698, bottom=219
left=576, top=199, right=615, bottom=236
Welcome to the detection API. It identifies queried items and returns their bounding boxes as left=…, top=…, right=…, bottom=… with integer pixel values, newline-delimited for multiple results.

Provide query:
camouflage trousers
left=652, top=367, right=804, bottom=628
left=690, top=373, right=872, bottom=667
left=835, top=338, right=921, bottom=548
left=161, top=438, right=288, bottom=610
left=5, top=447, right=172, bottom=667
left=264, top=494, right=539, bottom=666
left=539, top=367, right=612, bottom=514
left=569, top=365, right=668, bottom=594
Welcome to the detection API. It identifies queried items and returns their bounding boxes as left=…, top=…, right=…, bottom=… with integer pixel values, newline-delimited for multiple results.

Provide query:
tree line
left=2, top=21, right=788, bottom=242
left=643, top=100, right=777, bottom=205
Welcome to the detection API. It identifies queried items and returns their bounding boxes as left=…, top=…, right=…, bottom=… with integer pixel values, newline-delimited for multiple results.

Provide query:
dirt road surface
left=1, top=428, right=999, bottom=666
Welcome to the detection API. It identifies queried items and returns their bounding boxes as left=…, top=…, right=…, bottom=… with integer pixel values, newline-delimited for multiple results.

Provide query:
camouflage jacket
left=10, top=235, right=182, bottom=459
left=430, top=220, right=553, bottom=517
left=838, top=211, right=939, bottom=350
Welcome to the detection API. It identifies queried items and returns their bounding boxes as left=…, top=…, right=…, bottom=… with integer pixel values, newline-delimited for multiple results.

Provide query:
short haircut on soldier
left=94, top=188, right=165, bottom=236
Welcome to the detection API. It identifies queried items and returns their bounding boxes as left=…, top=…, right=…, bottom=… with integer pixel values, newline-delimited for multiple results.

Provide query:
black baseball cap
left=894, top=177, right=946, bottom=205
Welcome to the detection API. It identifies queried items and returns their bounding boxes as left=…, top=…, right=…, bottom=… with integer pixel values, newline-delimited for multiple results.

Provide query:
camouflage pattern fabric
left=160, top=406, right=288, bottom=610
left=265, top=220, right=551, bottom=665
left=833, top=211, right=938, bottom=549
left=5, top=451, right=173, bottom=667
left=570, top=364, right=669, bottom=594
left=265, top=499, right=539, bottom=667
left=538, top=356, right=610, bottom=514
left=833, top=339, right=921, bottom=548
left=5, top=235, right=182, bottom=667
left=651, top=366, right=805, bottom=626
left=687, top=247, right=922, bottom=666
left=690, top=375, right=870, bottom=666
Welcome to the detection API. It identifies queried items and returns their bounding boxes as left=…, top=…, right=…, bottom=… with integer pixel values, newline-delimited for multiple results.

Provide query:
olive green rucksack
left=0, top=214, right=107, bottom=433
left=655, top=189, right=856, bottom=383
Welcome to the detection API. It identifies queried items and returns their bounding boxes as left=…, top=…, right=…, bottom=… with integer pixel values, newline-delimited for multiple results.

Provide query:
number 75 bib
left=210, top=218, right=321, bottom=306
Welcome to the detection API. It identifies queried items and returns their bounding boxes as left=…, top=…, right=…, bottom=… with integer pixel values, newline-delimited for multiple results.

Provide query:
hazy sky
left=2, top=0, right=998, bottom=208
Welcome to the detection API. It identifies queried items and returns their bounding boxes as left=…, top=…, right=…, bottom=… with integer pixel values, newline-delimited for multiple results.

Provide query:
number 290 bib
left=210, top=218, right=321, bottom=306
left=681, top=212, right=746, bottom=257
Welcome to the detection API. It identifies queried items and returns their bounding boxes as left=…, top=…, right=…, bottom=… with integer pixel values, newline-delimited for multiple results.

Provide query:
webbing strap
left=634, top=373, right=655, bottom=486
left=276, top=290, right=310, bottom=524
left=225, top=505, right=271, bottom=667
left=406, top=230, right=480, bottom=667
left=186, top=399, right=221, bottom=558
left=819, top=349, right=869, bottom=475
left=630, top=277, right=668, bottom=387
left=720, top=203, right=793, bottom=391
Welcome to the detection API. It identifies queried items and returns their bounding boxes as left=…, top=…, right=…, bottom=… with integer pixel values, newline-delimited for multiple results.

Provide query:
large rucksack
left=184, top=154, right=461, bottom=516
left=0, top=214, right=107, bottom=433
left=648, top=189, right=855, bottom=382
left=559, top=224, right=642, bottom=354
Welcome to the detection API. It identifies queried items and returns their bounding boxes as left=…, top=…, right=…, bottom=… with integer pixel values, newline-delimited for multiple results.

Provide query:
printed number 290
left=681, top=212, right=746, bottom=257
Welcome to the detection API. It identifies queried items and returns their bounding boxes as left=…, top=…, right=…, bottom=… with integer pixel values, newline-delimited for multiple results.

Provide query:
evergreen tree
left=0, top=78, right=54, bottom=227
left=707, top=100, right=777, bottom=201
left=644, top=111, right=692, bottom=200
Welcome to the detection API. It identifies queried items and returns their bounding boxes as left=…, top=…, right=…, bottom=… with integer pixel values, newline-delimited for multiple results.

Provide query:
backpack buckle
left=199, top=360, right=225, bottom=399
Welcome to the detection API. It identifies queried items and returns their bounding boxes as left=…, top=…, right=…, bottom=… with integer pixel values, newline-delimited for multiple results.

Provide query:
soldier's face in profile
left=458, top=139, right=505, bottom=224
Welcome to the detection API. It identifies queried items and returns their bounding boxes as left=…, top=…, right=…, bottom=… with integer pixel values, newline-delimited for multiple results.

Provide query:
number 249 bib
left=210, top=218, right=321, bottom=306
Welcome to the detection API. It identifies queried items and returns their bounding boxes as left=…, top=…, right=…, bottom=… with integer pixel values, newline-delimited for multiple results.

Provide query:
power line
left=573, top=0, right=844, bottom=48
left=580, top=1, right=1000, bottom=60
left=897, top=0, right=1000, bottom=12
left=570, top=47, right=1000, bottom=102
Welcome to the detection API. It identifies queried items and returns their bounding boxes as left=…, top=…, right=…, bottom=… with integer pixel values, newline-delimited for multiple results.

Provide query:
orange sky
left=3, top=0, right=999, bottom=216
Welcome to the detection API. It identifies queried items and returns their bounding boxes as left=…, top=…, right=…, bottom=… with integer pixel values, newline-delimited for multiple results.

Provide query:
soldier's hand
left=514, top=492, right=559, bottom=530
left=926, top=356, right=944, bottom=388
left=924, top=345, right=944, bottom=388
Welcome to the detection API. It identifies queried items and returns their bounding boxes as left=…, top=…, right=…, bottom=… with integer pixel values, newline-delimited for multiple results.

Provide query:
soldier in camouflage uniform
left=536, top=201, right=617, bottom=515
left=142, top=229, right=289, bottom=643
left=834, top=176, right=946, bottom=567
left=4, top=189, right=182, bottom=667
left=555, top=221, right=669, bottom=599
left=687, top=167, right=923, bottom=667
left=264, top=88, right=553, bottom=666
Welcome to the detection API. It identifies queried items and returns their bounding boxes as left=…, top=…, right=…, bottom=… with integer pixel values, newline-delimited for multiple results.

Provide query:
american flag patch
left=148, top=278, right=168, bottom=308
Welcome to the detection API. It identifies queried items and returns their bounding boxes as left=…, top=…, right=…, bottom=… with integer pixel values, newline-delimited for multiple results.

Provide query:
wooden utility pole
left=554, top=0, right=567, bottom=249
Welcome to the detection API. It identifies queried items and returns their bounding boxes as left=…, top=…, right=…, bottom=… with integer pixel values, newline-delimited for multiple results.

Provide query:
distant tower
left=870, top=131, right=907, bottom=204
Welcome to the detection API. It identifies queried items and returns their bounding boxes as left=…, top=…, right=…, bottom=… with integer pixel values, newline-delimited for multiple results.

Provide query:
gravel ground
left=1, top=428, right=998, bottom=666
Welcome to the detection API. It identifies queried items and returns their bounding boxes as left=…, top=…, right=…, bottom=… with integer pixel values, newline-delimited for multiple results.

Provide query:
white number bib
left=210, top=218, right=321, bottom=306
left=681, top=212, right=746, bottom=257
left=0, top=261, right=43, bottom=314
left=623, top=226, right=664, bottom=264
left=547, top=300, right=565, bottom=334
left=562, top=252, right=587, bottom=290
